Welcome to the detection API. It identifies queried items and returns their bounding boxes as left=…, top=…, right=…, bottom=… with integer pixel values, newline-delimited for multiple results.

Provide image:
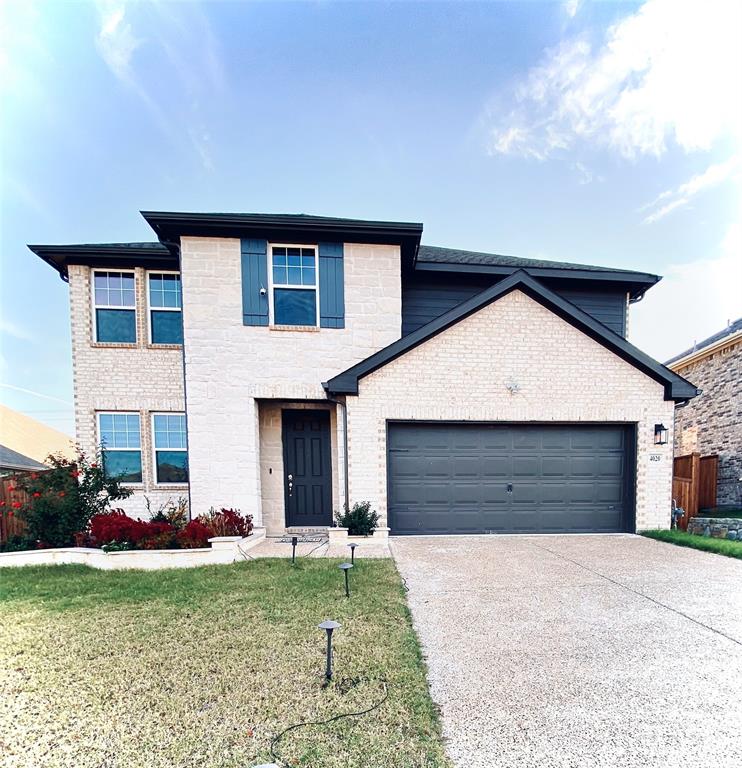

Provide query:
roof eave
left=325, top=270, right=696, bottom=402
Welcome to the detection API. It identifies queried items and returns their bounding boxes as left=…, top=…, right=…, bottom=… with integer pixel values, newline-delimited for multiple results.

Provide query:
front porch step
left=284, top=526, right=331, bottom=536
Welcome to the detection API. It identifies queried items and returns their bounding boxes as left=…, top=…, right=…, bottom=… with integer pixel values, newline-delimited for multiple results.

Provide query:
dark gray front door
left=388, top=423, right=633, bottom=535
left=283, top=410, right=333, bottom=527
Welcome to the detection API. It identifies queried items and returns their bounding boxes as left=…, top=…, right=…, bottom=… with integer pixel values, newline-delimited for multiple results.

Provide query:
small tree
left=18, top=447, right=132, bottom=547
left=335, top=501, right=379, bottom=536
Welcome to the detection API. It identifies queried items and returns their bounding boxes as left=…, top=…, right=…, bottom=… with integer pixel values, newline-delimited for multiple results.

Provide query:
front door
left=282, top=409, right=333, bottom=527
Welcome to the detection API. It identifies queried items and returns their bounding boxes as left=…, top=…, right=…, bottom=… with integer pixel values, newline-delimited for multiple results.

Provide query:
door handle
left=287, top=474, right=293, bottom=498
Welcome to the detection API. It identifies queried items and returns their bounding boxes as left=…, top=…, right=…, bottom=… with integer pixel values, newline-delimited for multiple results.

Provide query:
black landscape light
left=318, top=620, right=341, bottom=680
left=338, top=562, right=354, bottom=597
left=348, top=542, right=358, bottom=564
left=291, top=535, right=298, bottom=564
left=654, top=423, right=669, bottom=445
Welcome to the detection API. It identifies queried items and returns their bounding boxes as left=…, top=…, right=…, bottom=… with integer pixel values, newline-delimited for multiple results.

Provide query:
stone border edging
left=0, top=528, right=267, bottom=570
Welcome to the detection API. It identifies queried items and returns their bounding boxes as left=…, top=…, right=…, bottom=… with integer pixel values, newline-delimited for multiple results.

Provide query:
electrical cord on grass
left=269, top=678, right=389, bottom=767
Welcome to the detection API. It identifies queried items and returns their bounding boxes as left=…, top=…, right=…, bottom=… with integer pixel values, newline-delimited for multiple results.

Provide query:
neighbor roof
left=0, top=444, right=48, bottom=473
left=415, top=245, right=660, bottom=299
left=665, top=317, right=742, bottom=366
left=28, top=242, right=172, bottom=280
left=324, top=270, right=698, bottom=402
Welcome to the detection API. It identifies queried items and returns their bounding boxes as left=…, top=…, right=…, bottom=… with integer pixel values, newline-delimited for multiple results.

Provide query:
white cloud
left=564, top=0, right=581, bottom=19
left=0, top=318, right=35, bottom=342
left=488, top=0, right=742, bottom=160
left=641, top=155, right=741, bottom=223
left=630, top=218, right=742, bottom=360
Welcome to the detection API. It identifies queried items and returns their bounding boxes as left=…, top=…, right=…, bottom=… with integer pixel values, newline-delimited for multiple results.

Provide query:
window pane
left=94, top=273, right=108, bottom=289
left=287, top=254, right=301, bottom=267
left=273, top=288, right=316, bottom=326
left=121, top=289, right=136, bottom=307
left=103, top=450, right=142, bottom=483
left=272, top=247, right=286, bottom=258
left=151, top=310, right=183, bottom=344
left=287, top=267, right=302, bottom=285
left=96, top=309, right=136, bottom=343
left=153, top=415, right=167, bottom=433
left=287, top=247, right=300, bottom=257
left=273, top=266, right=287, bottom=284
left=301, top=255, right=314, bottom=268
left=156, top=451, right=188, bottom=483
left=99, top=414, right=113, bottom=431
left=301, top=268, right=316, bottom=286
left=109, top=275, right=122, bottom=291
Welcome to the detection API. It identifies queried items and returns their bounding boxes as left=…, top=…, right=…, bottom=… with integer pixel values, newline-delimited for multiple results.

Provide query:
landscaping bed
left=641, top=529, right=742, bottom=560
left=0, top=559, right=450, bottom=768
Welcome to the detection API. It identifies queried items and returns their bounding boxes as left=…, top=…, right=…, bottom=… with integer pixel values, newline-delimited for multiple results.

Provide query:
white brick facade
left=179, top=237, right=400, bottom=520
left=68, top=264, right=186, bottom=518
left=345, top=290, right=675, bottom=531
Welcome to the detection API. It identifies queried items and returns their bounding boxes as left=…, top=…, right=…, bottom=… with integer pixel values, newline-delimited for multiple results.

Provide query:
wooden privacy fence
left=0, top=475, right=30, bottom=544
left=672, top=452, right=719, bottom=529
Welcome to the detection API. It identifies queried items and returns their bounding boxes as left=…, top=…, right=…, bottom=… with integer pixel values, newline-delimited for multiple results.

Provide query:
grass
left=0, top=559, right=451, bottom=768
left=642, top=529, right=742, bottom=559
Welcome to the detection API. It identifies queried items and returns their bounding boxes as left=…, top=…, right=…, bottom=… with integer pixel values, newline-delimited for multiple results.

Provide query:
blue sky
left=1, top=0, right=740, bottom=436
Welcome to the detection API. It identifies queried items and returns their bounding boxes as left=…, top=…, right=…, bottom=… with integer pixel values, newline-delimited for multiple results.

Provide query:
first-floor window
left=98, top=412, right=142, bottom=483
left=152, top=413, right=188, bottom=483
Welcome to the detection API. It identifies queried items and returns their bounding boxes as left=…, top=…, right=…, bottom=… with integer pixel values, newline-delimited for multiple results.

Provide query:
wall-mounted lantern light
left=654, top=423, right=669, bottom=445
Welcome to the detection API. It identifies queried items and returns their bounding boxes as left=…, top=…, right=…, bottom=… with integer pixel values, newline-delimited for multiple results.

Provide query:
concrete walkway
left=391, top=534, right=742, bottom=768
left=246, top=535, right=390, bottom=559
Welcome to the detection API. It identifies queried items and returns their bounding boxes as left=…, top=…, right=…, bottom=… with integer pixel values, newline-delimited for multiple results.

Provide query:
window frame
left=146, top=270, right=183, bottom=345
left=268, top=243, right=319, bottom=327
left=97, top=410, right=143, bottom=486
left=150, top=412, right=189, bottom=487
left=91, top=270, right=137, bottom=344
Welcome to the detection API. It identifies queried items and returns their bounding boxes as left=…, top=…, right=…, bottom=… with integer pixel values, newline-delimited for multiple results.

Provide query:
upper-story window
left=98, top=412, right=142, bottom=483
left=148, top=273, right=183, bottom=344
left=93, top=271, right=136, bottom=343
left=270, top=245, right=318, bottom=326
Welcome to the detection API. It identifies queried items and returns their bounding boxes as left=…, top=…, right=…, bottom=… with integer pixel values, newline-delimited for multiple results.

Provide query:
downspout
left=324, top=389, right=349, bottom=512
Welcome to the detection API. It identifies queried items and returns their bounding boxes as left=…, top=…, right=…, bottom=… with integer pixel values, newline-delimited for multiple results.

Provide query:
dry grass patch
left=0, top=559, right=450, bottom=768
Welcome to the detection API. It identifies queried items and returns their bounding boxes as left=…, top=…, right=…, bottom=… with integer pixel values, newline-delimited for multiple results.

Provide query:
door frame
left=281, top=408, right=333, bottom=527
left=385, top=419, right=638, bottom=535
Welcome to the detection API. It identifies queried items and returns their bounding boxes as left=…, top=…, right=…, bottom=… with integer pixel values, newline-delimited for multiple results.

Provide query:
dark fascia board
left=141, top=211, right=424, bottom=264
left=415, top=260, right=660, bottom=300
left=28, top=243, right=174, bottom=281
left=324, top=270, right=698, bottom=402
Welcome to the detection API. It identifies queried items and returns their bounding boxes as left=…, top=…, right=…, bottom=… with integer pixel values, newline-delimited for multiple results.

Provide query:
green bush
left=17, top=447, right=132, bottom=547
left=0, top=534, right=38, bottom=553
left=335, top=501, right=379, bottom=536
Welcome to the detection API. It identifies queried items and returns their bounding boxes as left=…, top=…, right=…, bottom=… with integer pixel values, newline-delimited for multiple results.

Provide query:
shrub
left=0, top=534, right=39, bottom=553
left=90, top=511, right=177, bottom=548
left=199, top=507, right=253, bottom=537
left=335, top=501, right=379, bottom=536
left=177, top=519, right=212, bottom=548
left=147, top=496, right=189, bottom=529
left=17, top=448, right=132, bottom=547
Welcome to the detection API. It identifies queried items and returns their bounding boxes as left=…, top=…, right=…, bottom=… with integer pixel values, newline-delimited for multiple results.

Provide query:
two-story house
left=30, top=212, right=697, bottom=536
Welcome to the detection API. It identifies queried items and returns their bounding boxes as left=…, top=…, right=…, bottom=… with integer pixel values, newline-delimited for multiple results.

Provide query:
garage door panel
left=388, top=423, right=632, bottom=535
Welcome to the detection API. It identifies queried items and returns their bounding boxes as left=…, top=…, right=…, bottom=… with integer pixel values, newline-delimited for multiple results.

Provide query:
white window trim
left=267, top=243, right=320, bottom=327
left=91, top=269, right=137, bottom=344
left=146, top=270, right=183, bottom=345
left=150, top=412, right=189, bottom=487
left=97, top=411, right=143, bottom=486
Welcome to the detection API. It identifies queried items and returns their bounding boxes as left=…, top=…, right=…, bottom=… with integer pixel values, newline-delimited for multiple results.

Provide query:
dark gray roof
left=417, top=245, right=651, bottom=276
left=0, top=445, right=48, bottom=472
left=666, top=317, right=742, bottom=365
left=325, top=270, right=698, bottom=402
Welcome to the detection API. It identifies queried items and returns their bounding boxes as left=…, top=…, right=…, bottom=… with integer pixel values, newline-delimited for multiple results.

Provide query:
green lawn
left=0, top=560, right=451, bottom=768
left=642, top=529, right=742, bottom=559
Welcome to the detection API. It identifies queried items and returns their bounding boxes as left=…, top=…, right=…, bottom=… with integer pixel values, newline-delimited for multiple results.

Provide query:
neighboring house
left=0, top=404, right=75, bottom=465
left=29, top=211, right=697, bottom=535
left=0, top=444, right=48, bottom=476
left=666, top=318, right=742, bottom=507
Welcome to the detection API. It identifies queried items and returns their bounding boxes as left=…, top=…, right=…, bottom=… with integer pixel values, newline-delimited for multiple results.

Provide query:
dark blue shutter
left=318, top=242, right=345, bottom=328
left=241, top=239, right=268, bottom=326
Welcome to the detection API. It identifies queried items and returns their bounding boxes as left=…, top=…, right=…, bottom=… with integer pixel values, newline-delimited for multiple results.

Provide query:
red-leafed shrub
left=201, top=507, right=253, bottom=537
left=177, top=519, right=212, bottom=549
left=90, top=511, right=175, bottom=547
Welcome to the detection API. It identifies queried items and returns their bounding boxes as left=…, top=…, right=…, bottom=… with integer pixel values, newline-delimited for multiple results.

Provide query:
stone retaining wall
left=686, top=517, right=741, bottom=540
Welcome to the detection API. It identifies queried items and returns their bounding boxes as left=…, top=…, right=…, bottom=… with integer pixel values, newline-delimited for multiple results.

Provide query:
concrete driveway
left=391, top=534, right=742, bottom=768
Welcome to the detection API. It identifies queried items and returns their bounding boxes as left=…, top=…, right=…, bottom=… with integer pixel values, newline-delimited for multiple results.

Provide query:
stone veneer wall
left=345, top=290, right=676, bottom=531
left=68, top=264, right=186, bottom=518
left=179, top=237, right=401, bottom=524
left=673, top=343, right=741, bottom=506
left=686, top=517, right=741, bottom=540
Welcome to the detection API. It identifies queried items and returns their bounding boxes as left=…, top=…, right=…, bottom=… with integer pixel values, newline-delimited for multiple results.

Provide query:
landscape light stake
left=291, top=536, right=298, bottom=564
left=318, top=620, right=341, bottom=681
left=348, top=542, right=358, bottom=564
left=338, top=562, right=354, bottom=597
